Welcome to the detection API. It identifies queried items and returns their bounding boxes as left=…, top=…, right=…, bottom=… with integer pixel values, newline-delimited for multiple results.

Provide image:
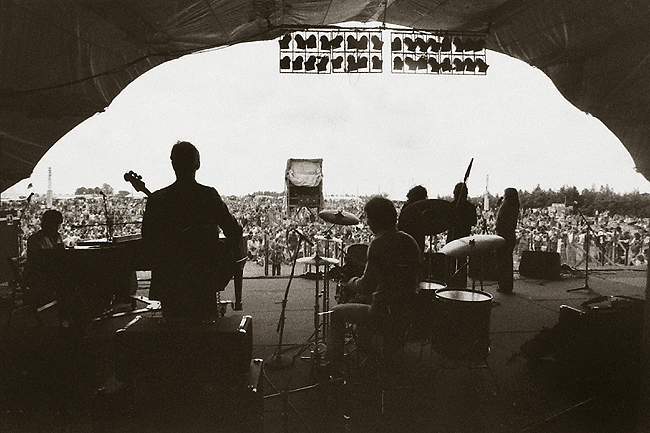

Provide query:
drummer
left=326, top=196, right=421, bottom=376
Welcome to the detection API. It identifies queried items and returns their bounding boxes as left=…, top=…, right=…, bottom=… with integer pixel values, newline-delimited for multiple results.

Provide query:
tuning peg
left=280, top=56, right=291, bottom=70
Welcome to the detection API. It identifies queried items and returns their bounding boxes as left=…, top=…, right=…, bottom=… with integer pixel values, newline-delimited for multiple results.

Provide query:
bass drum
left=433, top=289, right=493, bottom=362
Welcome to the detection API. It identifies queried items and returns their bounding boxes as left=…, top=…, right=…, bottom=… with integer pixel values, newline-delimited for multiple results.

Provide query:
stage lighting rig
left=279, top=28, right=383, bottom=74
left=390, top=30, right=488, bottom=75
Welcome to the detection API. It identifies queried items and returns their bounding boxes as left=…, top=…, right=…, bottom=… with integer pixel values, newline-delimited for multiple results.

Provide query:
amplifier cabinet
left=93, top=358, right=264, bottom=433
left=519, top=250, right=561, bottom=280
left=115, top=314, right=253, bottom=386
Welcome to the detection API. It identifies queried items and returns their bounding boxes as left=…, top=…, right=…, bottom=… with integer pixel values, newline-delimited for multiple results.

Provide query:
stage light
left=371, top=35, right=383, bottom=50
left=317, top=56, right=329, bottom=72
left=372, top=55, right=382, bottom=70
left=428, top=58, right=440, bottom=72
left=305, top=56, right=317, bottom=71
left=404, top=37, right=417, bottom=52
left=393, top=56, right=404, bottom=71
left=392, top=37, right=402, bottom=51
left=477, top=58, right=489, bottom=73
left=293, top=56, right=303, bottom=71
left=390, top=30, right=488, bottom=75
left=280, top=29, right=382, bottom=74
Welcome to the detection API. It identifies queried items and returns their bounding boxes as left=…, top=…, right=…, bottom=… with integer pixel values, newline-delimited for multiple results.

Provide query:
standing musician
left=142, top=141, right=242, bottom=319
left=447, top=182, right=477, bottom=287
left=326, top=196, right=421, bottom=375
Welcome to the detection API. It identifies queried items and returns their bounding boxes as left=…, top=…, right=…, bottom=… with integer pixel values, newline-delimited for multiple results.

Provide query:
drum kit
left=267, top=199, right=507, bottom=369
left=267, top=208, right=360, bottom=374
left=400, top=197, right=507, bottom=362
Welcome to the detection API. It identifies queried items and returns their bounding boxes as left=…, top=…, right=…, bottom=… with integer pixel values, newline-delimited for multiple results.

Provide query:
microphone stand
left=567, top=204, right=595, bottom=293
left=267, top=228, right=309, bottom=369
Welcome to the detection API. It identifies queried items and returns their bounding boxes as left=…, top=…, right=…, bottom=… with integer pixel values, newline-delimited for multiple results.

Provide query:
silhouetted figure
left=495, top=188, right=520, bottom=293
left=142, top=141, right=242, bottom=319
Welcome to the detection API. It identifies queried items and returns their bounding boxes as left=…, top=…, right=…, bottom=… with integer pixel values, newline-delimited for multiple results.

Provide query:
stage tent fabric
left=3, top=0, right=650, bottom=192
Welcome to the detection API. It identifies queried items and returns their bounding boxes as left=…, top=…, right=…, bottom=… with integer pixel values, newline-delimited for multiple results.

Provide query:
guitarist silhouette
left=133, top=141, right=243, bottom=320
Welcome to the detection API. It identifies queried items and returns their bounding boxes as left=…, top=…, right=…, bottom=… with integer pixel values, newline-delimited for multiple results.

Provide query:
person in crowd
left=398, top=185, right=428, bottom=253
left=447, top=183, right=477, bottom=287
left=495, top=188, right=520, bottom=293
left=326, top=196, right=421, bottom=375
left=142, top=141, right=242, bottom=319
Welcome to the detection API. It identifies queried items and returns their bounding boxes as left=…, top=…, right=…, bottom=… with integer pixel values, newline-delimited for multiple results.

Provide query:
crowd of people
left=2, top=188, right=650, bottom=271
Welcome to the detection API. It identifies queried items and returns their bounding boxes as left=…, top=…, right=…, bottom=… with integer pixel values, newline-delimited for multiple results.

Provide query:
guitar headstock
left=124, top=170, right=147, bottom=194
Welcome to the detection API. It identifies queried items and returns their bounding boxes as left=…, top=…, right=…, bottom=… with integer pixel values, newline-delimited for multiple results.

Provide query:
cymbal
left=441, top=234, right=505, bottom=258
left=397, top=199, right=454, bottom=236
left=314, top=234, right=343, bottom=243
left=297, top=255, right=340, bottom=266
left=318, top=209, right=360, bottom=226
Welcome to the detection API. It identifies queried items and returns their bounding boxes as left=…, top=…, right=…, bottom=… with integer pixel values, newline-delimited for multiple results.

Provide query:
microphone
left=292, top=228, right=314, bottom=246
left=26, top=192, right=34, bottom=203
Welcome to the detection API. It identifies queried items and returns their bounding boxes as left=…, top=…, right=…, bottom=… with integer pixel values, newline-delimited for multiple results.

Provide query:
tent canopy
left=3, top=0, right=650, bottom=192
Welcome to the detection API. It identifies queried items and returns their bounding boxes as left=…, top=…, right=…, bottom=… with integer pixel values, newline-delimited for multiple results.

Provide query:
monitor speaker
left=519, top=250, right=561, bottom=280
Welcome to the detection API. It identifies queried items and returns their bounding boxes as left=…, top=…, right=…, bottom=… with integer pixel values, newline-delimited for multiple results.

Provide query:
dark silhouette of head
left=364, top=196, right=397, bottom=233
left=504, top=187, right=520, bottom=207
left=406, top=185, right=428, bottom=202
left=453, top=183, right=468, bottom=201
left=41, top=209, right=63, bottom=234
left=171, top=141, right=200, bottom=178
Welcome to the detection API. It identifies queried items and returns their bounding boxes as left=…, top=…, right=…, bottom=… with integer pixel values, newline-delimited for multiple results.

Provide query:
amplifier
left=93, top=358, right=264, bottom=433
left=115, top=314, right=253, bottom=386
left=519, top=250, right=561, bottom=280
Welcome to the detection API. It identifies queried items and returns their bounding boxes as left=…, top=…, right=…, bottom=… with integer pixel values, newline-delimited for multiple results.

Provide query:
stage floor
left=0, top=263, right=647, bottom=433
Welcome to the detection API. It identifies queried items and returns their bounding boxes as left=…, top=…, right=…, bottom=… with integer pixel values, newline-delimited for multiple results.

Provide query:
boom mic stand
left=567, top=204, right=595, bottom=293
left=267, top=228, right=309, bottom=369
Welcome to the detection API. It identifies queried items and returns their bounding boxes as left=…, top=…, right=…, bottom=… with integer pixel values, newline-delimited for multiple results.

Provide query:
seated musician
left=142, top=141, right=242, bottom=320
left=25, top=209, right=65, bottom=299
left=26, top=209, right=87, bottom=329
left=326, top=196, right=421, bottom=375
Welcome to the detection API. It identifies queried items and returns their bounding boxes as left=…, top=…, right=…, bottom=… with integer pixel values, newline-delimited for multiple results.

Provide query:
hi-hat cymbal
left=397, top=199, right=454, bottom=236
left=441, top=234, right=505, bottom=258
left=297, top=255, right=340, bottom=266
left=314, top=234, right=343, bottom=243
left=318, top=209, right=360, bottom=226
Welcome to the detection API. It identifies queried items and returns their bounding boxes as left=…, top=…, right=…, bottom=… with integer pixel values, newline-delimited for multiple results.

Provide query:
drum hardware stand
left=567, top=204, right=595, bottom=293
left=267, top=231, right=307, bottom=370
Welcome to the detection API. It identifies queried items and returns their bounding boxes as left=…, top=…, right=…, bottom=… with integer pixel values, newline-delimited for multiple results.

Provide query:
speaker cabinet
left=0, top=218, right=20, bottom=284
left=519, top=250, right=561, bottom=280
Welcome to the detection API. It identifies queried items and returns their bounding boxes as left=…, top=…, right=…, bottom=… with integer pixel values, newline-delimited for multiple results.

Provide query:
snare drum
left=433, top=288, right=493, bottom=361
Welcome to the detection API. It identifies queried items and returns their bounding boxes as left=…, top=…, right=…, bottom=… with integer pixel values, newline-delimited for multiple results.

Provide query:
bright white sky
left=4, top=33, right=650, bottom=201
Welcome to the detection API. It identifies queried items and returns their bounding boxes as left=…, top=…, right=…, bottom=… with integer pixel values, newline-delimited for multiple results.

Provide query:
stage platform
left=0, top=262, right=647, bottom=433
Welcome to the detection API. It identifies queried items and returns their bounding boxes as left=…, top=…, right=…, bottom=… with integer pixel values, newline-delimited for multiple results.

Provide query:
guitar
left=124, top=170, right=245, bottom=291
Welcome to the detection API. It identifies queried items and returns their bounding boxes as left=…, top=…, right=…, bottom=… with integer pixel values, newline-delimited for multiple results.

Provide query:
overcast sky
left=4, top=34, right=650, bottom=201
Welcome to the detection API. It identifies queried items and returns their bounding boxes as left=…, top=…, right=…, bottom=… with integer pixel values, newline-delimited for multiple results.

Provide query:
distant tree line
left=74, top=183, right=130, bottom=197
left=493, top=185, right=650, bottom=218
